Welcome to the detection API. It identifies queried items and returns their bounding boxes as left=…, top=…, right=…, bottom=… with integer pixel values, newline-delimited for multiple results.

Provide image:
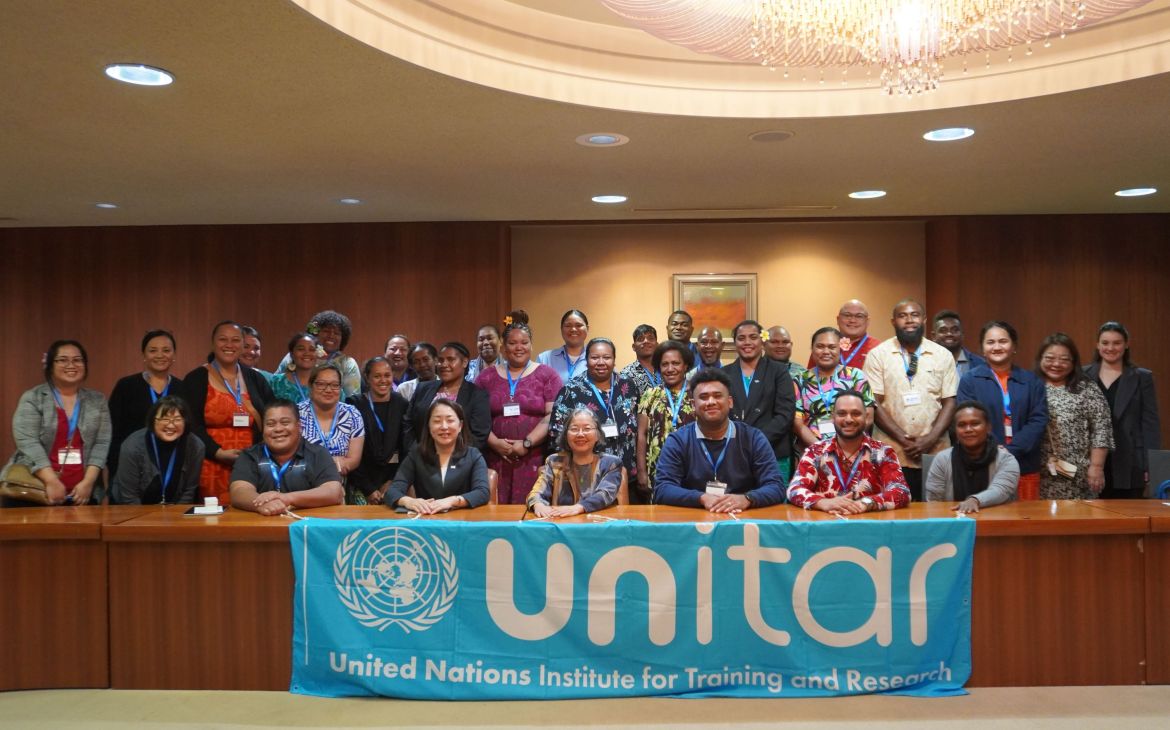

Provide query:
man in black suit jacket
left=722, top=319, right=796, bottom=484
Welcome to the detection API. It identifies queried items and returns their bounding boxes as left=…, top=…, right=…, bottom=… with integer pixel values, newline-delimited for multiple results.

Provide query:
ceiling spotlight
left=338, top=198, right=362, bottom=205
left=592, top=195, right=628, bottom=204
left=94, top=202, right=119, bottom=209
left=848, top=190, right=887, bottom=199
left=104, top=64, right=174, bottom=86
left=923, top=127, right=974, bottom=142
left=1114, top=187, right=1157, bottom=197
left=576, top=133, right=630, bottom=147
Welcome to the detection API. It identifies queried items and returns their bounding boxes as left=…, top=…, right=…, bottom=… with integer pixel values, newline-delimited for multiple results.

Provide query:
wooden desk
left=100, top=501, right=1155, bottom=690
left=0, top=505, right=153, bottom=690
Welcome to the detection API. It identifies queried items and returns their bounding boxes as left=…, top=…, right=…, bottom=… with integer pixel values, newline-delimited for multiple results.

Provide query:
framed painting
left=672, top=273, right=757, bottom=348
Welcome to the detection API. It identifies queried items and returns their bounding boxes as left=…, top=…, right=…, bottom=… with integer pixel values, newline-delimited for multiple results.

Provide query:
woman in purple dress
left=475, top=315, right=562, bottom=503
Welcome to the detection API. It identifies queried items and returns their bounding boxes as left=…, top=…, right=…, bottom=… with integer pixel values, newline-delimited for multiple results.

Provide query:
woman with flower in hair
left=270, top=333, right=320, bottom=403
left=277, top=310, right=362, bottom=398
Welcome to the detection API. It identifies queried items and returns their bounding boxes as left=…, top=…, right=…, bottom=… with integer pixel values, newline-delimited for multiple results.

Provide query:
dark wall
left=0, top=222, right=510, bottom=452
left=925, top=214, right=1170, bottom=447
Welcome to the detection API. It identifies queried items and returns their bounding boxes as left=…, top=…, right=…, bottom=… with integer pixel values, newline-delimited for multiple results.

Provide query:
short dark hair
left=1094, top=321, right=1133, bottom=366
left=585, top=337, right=615, bottom=358
left=632, top=324, right=658, bottom=342
left=308, top=363, right=342, bottom=387
left=652, top=340, right=695, bottom=371
left=44, top=340, right=88, bottom=381
left=953, top=399, right=991, bottom=425
left=307, top=310, right=353, bottom=350
left=932, top=309, right=961, bottom=324
left=554, top=406, right=605, bottom=454
left=669, top=310, right=693, bottom=323
left=688, top=367, right=732, bottom=398
left=418, top=399, right=470, bottom=465
left=240, top=325, right=261, bottom=343
left=145, top=394, right=191, bottom=430
left=560, top=309, right=589, bottom=327
left=477, top=323, right=501, bottom=338
left=891, top=298, right=924, bottom=318
left=732, top=319, right=763, bottom=340
left=832, top=389, right=867, bottom=412
left=810, top=326, right=842, bottom=348
left=411, top=342, right=438, bottom=360
left=261, top=398, right=298, bottom=423
left=362, top=356, right=391, bottom=379
left=1035, top=332, right=1089, bottom=391
left=141, top=329, right=176, bottom=352
left=439, top=341, right=471, bottom=359
left=979, top=320, right=1019, bottom=346
left=384, top=334, right=411, bottom=351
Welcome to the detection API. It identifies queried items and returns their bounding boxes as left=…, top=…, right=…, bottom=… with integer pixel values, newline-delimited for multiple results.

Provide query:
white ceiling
left=0, top=0, right=1167, bottom=228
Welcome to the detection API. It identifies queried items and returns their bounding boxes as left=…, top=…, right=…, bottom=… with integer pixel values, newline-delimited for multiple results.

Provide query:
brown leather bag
left=0, top=462, right=50, bottom=505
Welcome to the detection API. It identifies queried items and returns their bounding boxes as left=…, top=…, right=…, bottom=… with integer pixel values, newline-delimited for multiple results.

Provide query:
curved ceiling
left=293, top=0, right=1170, bottom=117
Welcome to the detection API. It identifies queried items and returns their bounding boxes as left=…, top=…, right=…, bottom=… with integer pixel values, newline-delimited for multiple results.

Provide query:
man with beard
left=808, top=299, right=879, bottom=371
left=653, top=369, right=785, bottom=511
left=765, top=325, right=805, bottom=380
left=787, top=390, right=910, bottom=511
left=466, top=324, right=504, bottom=382
left=692, top=326, right=724, bottom=371
left=931, top=309, right=985, bottom=379
left=863, top=299, right=957, bottom=500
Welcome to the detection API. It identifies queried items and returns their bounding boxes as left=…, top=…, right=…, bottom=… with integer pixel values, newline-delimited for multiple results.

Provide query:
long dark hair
left=1034, top=332, right=1089, bottom=392
left=1094, top=321, right=1134, bottom=367
left=418, top=399, right=470, bottom=465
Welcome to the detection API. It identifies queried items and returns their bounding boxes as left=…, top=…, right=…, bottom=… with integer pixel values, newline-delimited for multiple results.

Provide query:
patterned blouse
left=794, top=366, right=875, bottom=439
left=276, top=351, right=362, bottom=400
left=549, top=375, right=639, bottom=474
left=637, top=385, right=696, bottom=487
left=787, top=435, right=911, bottom=510
left=618, top=361, right=662, bottom=402
left=297, top=400, right=365, bottom=457
left=1039, top=382, right=1115, bottom=499
left=269, top=371, right=311, bottom=403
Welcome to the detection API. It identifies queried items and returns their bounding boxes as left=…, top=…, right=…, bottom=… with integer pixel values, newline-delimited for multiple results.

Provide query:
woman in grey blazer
left=111, top=395, right=204, bottom=505
left=1085, top=321, right=1162, bottom=497
left=926, top=401, right=1019, bottom=513
left=5, top=340, right=111, bottom=505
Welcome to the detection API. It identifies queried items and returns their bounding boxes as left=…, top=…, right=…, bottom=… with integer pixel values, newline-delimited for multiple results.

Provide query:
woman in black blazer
left=386, top=399, right=489, bottom=513
left=404, top=342, right=491, bottom=451
left=1085, top=321, right=1162, bottom=497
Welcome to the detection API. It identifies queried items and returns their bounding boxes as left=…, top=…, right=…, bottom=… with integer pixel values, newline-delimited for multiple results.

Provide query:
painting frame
left=672, top=273, right=757, bottom=351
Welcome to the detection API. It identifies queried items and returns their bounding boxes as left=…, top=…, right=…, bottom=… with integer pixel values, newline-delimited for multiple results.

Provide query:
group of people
left=3, top=302, right=1161, bottom=519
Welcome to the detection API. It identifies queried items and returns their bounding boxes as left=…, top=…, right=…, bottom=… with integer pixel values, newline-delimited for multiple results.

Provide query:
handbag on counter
left=0, top=462, right=51, bottom=505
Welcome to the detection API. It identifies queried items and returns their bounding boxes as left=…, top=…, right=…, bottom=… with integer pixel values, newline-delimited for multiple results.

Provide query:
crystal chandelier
left=599, top=1, right=1155, bottom=94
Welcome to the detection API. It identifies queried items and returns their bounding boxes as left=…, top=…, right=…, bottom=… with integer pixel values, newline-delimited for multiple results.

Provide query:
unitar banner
left=289, top=517, right=975, bottom=699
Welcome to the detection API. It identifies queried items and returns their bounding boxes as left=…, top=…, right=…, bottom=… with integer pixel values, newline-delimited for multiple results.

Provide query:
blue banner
left=290, top=517, right=974, bottom=699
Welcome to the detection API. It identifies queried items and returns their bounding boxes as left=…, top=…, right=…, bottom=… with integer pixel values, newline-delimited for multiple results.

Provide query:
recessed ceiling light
left=576, top=133, right=629, bottom=147
left=592, top=195, right=628, bottom=204
left=104, top=63, right=174, bottom=86
left=923, top=127, right=974, bottom=142
left=748, top=130, right=794, bottom=143
left=338, top=198, right=362, bottom=205
left=848, top=190, right=886, bottom=199
left=94, top=202, right=119, bottom=209
left=1114, top=187, right=1157, bottom=197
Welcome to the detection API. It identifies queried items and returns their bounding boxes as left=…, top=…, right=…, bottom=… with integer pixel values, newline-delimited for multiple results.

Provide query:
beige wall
left=512, top=220, right=925, bottom=367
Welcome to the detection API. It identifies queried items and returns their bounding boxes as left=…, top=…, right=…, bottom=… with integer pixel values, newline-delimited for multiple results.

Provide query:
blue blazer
left=957, top=365, right=1048, bottom=473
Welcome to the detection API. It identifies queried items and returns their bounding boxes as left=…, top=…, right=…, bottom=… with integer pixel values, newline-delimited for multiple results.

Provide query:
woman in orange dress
left=183, top=321, right=274, bottom=502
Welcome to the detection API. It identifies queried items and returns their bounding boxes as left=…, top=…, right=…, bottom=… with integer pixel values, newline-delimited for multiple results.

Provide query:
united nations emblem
left=334, top=527, right=458, bottom=632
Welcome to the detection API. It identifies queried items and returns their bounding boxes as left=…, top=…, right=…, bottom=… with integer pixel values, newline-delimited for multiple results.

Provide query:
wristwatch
left=522, top=438, right=533, bottom=449
left=860, top=496, right=875, bottom=511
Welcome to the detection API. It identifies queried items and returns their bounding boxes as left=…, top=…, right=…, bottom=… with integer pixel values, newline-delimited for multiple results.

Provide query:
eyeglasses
left=838, top=312, right=868, bottom=321
left=53, top=357, right=85, bottom=366
left=1041, top=355, right=1074, bottom=365
left=154, top=415, right=185, bottom=426
left=313, top=382, right=342, bottom=391
left=568, top=427, right=596, bottom=435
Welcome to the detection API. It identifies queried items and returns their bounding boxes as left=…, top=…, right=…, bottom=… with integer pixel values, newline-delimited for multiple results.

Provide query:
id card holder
left=58, top=448, right=82, bottom=465
left=902, top=391, right=923, bottom=406
left=705, top=480, right=727, bottom=496
left=503, top=402, right=521, bottom=418
left=233, top=411, right=250, bottom=428
left=601, top=420, right=619, bottom=439
left=817, top=420, right=836, bottom=439
left=1004, top=424, right=1013, bottom=439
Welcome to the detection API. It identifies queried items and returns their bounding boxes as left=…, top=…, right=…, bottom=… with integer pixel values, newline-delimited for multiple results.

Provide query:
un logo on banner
left=333, top=527, right=458, bottom=633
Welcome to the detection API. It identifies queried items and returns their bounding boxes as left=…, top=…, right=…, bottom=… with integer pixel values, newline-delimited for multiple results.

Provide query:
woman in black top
left=386, top=399, right=489, bottom=513
left=107, top=329, right=187, bottom=479
left=405, top=342, right=491, bottom=451
left=346, top=356, right=409, bottom=505
left=111, top=395, right=204, bottom=505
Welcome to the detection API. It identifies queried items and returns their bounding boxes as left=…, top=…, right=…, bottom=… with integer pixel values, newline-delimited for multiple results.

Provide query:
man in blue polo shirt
left=652, top=369, right=785, bottom=512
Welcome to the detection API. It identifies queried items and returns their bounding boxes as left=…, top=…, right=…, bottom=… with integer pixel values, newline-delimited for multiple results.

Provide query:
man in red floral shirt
left=787, top=389, right=911, bottom=513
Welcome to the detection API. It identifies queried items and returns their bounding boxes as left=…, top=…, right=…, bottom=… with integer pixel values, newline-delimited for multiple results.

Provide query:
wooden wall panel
left=0, top=222, right=510, bottom=452
left=926, top=214, right=1170, bottom=448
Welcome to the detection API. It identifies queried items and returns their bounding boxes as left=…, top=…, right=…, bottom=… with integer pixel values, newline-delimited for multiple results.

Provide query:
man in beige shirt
left=863, top=299, right=957, bottom=501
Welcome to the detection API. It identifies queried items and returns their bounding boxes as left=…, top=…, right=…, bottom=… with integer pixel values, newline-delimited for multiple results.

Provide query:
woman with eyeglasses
left=1085, top=321, right=1162, bottom=498
left=537, top=309, right=590, bottom=383
left=110, top=395, right=204, bottom=505
left=270, top=333, right=319, bottom=403
left=1034, top=333, right=1113, bottom=500
left=107, top=329, right=188, bottom=481
left=3, top=340, right=111, bottom=506
left=528, top=407, right=623, bottom=517
left=635, top=340, right=696, bottom=500
left=298, top=363, right=366, bottom=504
left=184, top=320, right=273, bottom=504
left=548, top=337, right=639, bottom=482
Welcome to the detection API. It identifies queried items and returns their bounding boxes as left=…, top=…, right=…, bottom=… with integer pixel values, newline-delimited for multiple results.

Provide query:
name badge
left=705, top=481, right=727, bottom=496
left=902, top=391, right=923, bottom=406
left=233, top=413, right=251, bottom=428
left=58, top=448, right=82, bottom=465
left=503, top=403, right=521, bottom=418
left=601, top=420, right=619, bottom=439
left=1004, top=424, right=1013, bottom=439
left=817, top=419, right=836, bottom=438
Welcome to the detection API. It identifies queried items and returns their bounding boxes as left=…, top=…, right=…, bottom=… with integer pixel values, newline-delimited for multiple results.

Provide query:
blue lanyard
left=211, top=361, right=243, bottom=407
left=587, top=377, right=616, bottom=420
left=263, top=445, right=294, bottom=492
left=830, top=446, right=865, bottom=493
left=320, top=405, right=341, bottom=445
left=840, top=334, right=869, bottom=368
left=560, top=348, right=584, bottom=378
left=505, top=363, right=527, bottom=401
left=51, top=387, right=81, bottom=446
left=742, top=373, right=753, bottom=397
left=900, top=346, right=921, bottom=382
left=149, top=434, right=177, bottom=503
left=148, top=375, right=172, bottom=404
left=815, top=371, right=837, bottom=416
left=286, top=372, right=309, bottom=401
left=663, top=386, right=684, bottom=428
left=641, top=365, right=662, bottom=388
left=367, top=395, right=384, bottom=433
left=698, top=430, right=729, bottom=481
left=996, top=374, right=1012, bottom=418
